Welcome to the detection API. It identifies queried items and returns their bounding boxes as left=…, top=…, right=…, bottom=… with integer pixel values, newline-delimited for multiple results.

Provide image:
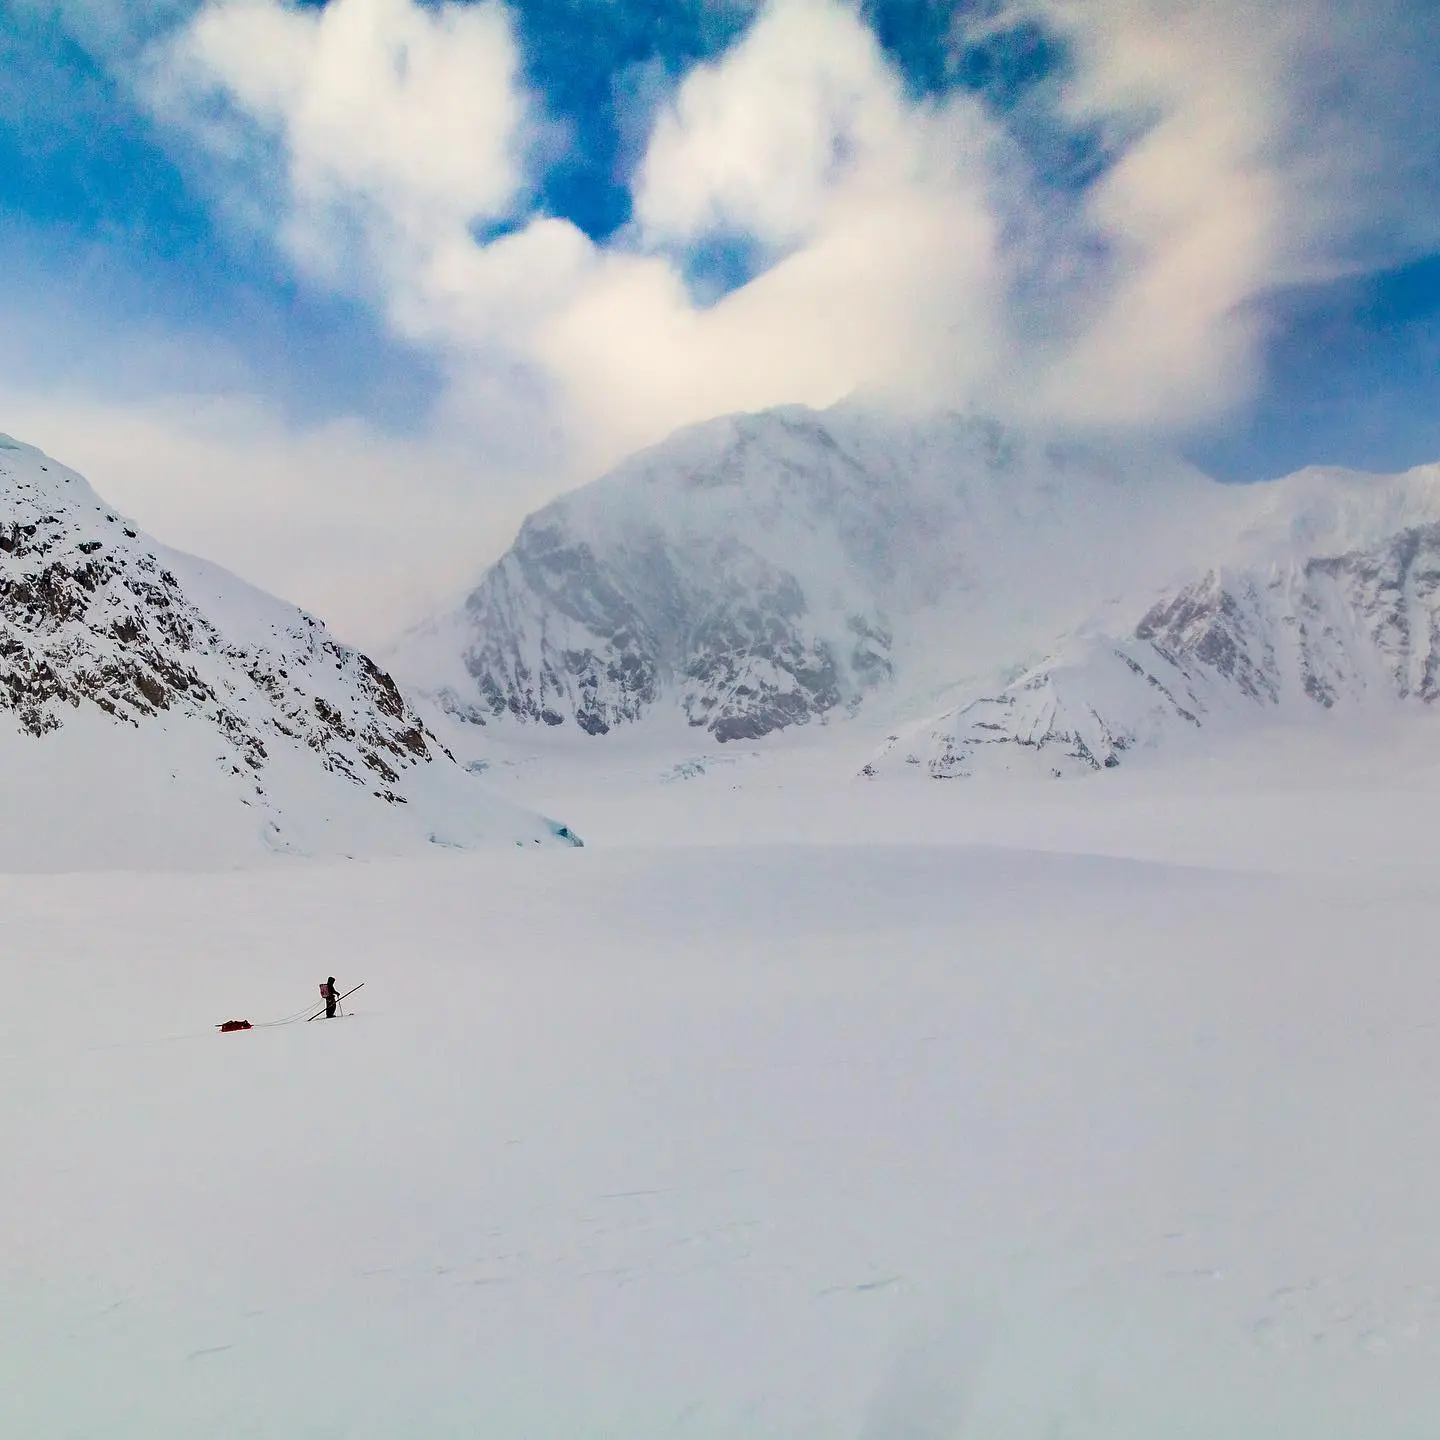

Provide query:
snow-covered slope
left=393, top=405, right=1440, bottom=778
left=394, top=404, right=1229, bottom=743
left=875, top=474, right=1440, bottom=778
left=0, top=434, right=578, bottom=867
left=8, top=770, right=1440, bottom=1436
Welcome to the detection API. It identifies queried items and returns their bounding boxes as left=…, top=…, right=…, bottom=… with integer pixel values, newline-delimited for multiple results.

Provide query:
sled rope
left=218, top=985, right=364, bottom=1034
left=252, top=1005, right=316, bottom=1029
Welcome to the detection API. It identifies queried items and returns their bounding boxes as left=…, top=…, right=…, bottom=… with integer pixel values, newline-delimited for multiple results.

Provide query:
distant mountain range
left=10, top=400, right=1437, bottom=851
left=392, top=403, right=1440, bottom=776
left=0, top=434, right=577, bottom=867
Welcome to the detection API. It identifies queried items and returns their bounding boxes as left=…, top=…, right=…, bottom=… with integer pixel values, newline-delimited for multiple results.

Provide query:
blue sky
left=1, top=0, right=1081, bottom=427
left=2, top=0, right=1439, bottom=638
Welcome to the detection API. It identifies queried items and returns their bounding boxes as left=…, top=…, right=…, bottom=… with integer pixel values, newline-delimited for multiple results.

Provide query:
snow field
left=4, top=779, right=1440, bottom=1436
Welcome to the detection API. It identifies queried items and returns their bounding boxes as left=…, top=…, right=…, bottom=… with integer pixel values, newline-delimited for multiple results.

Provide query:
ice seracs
left=0, top=433, right=578, bottom=867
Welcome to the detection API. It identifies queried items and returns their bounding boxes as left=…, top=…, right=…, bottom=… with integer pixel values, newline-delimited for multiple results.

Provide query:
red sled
left=218, top=1020, right=253, bottom=1033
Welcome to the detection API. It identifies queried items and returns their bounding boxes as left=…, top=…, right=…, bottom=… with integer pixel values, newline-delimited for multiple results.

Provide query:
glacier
left=5, top=753, right=1440, bottom=1437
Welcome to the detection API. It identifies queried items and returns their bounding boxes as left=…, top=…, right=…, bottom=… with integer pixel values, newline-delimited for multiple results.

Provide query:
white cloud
left=633, top=0, right=914, bottom=248
left=51, top=0, right=1440, bottom=459
left=530, top=159, right=1005, bottom=459
left=143, top=0, right=1018, bottom=475
left=13, top=0, right=1440, bottom=642
left=993, top=0, right=1440, bottom=427
left=149, top=0, right=529, bottom=282
left=154, top=0, right=1437, bottom=465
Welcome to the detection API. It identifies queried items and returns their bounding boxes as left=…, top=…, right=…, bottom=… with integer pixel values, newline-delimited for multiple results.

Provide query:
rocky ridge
left=0, top=434, right=576, bottom=859
left=873, top=512, right=1440, bottom=779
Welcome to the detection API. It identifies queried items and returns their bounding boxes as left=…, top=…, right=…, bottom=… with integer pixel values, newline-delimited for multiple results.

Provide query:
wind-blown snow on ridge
left=395, top=402, right=1440, bottom=775
left=0, top=434, right=578, bottom=868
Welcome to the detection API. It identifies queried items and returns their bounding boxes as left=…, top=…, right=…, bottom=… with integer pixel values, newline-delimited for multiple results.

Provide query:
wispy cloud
left=999, top=0, right=1440, bottom=426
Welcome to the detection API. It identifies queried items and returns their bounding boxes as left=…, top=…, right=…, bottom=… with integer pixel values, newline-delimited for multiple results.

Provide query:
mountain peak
left=391, top=403, right=1217, bottom=744
left=390, top=402, right=1440, bottom=778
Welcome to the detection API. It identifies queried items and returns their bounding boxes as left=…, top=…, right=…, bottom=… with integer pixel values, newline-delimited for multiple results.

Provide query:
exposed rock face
left=1136, top=524, right=1440, bottom=709
left=452, top=520, right=667, bottom=736
left=412, top=414, right=915, bottom=741
left=395, top=405, right=1208, bottom=743
left=0, top=434, right=578, bottom=858
left=874, top=519, right=1440, bottom=780
left=1136, top=574, right=1281, bottom=706
left=0, top=437, right=435, bottom=796
left=394, top=400, right=1440, bottom=775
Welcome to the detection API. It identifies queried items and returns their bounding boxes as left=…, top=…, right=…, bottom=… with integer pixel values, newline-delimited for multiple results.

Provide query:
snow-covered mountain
left=874, top=472, right=1440, bottom=778
left=394, top=403, right=1440, bottom=779
left=395, top=405, right=1231, bottom=740
left=0, top=434, right=578, bottom=867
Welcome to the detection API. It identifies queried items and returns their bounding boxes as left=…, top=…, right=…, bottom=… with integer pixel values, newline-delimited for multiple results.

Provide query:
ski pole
left=307, top=982, right=365, bottom=1022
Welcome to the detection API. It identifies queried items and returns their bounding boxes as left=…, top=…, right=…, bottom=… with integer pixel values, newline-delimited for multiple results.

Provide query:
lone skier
left=323, top=976, right=339, bottom=1019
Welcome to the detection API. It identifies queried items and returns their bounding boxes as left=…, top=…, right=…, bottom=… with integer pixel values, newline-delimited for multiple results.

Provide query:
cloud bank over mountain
left=137, top=0, right=1440, bottom=448
left=5, top=0, right=1440, bottom=640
